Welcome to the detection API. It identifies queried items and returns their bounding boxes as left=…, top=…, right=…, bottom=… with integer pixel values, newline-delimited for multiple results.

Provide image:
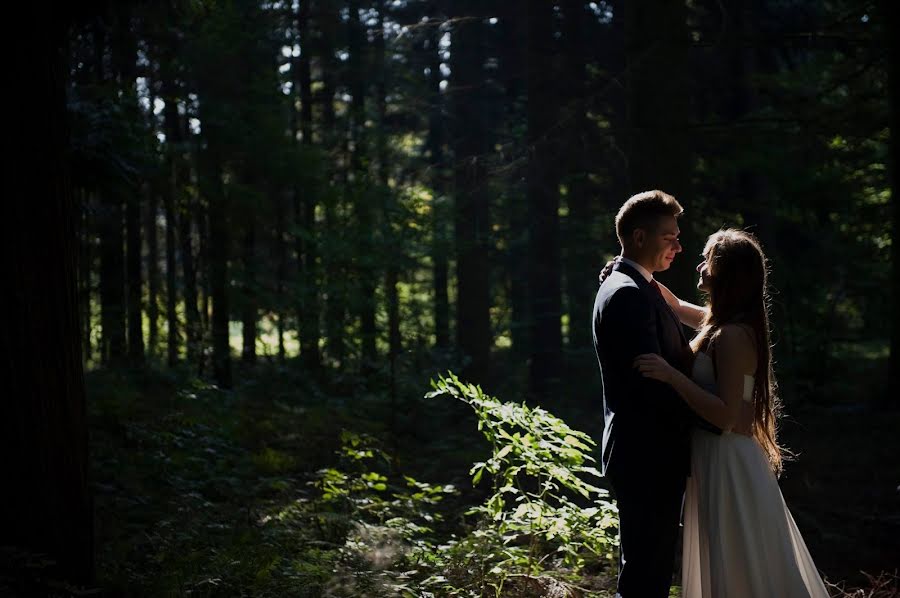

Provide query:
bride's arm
left=634, top=326, right=754, bottom=432
left=656, top=280, right=707, bottom=330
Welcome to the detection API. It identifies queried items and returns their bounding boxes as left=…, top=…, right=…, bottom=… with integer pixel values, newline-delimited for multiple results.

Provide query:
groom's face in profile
left=636, top=215, right=682, bottom=273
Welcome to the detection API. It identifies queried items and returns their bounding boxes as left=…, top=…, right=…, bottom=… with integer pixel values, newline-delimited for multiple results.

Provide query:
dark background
left=4, top=0, right=899, bottom=596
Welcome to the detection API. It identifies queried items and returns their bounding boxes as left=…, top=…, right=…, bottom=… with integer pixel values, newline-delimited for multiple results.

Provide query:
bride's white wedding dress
left=681, top=351, right=829, bottom=598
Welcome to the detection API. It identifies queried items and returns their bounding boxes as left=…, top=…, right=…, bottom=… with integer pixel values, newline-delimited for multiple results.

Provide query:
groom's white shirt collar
left=619, top=256, right=653, bottom=283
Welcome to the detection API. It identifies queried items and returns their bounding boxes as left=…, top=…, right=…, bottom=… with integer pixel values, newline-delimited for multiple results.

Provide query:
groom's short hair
left=615, top=190, right=683, bottom=247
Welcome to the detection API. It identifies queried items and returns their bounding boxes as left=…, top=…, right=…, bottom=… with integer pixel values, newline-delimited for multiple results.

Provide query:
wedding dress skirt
left=681, top=352, right=829, bottom=598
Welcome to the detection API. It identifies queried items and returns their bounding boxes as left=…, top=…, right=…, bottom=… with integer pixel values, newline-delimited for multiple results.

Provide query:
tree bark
left=426, top=15, right=450, bottom=349
left=146, top=187, right=160, bottom=359
left=526, top=0, right=563, bottom=398
left=450, top=1, right=492, bottom=383
left=4, top=13, right=94, bottom=585
left=624, top=0, right=694, bottom=296
left=295, top=0, right=321, bottom=370
left=561, top=0, right=594, bottom=362
left=348, top=0, right=378, bottom=368
left=886, top=0, right=900, bottom=406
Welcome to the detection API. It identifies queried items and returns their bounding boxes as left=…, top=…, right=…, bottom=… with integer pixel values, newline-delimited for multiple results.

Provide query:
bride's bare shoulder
left=714, top=324, right=758, bottom=371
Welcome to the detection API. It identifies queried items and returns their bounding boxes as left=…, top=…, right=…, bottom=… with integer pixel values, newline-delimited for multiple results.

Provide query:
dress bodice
left=691, top=351, right=754, bottom=403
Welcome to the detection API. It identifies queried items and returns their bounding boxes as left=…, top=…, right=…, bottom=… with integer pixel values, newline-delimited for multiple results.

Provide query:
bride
left=634, top=229, right=829, bottom=598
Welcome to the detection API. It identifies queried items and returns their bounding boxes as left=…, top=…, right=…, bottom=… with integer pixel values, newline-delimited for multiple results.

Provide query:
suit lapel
left=615, top=261, right=688, bottom=345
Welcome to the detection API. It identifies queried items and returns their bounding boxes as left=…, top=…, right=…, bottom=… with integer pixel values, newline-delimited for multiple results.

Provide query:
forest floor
left=88, top=353, right=900, bottom=597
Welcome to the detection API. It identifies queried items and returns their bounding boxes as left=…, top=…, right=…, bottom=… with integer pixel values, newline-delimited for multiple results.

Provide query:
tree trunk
left=241, top=217, right=258, bottom=364
left=295, top=0, right=321, bottom=370
left=93, top=25, right=126, bottom=366
left=450, top=1, right=492, bottom=384
left=318, top=0, right=346, bottom=368
left=426, top=15, right=450, bottom=349
left=164, top=166, right=179, bottom=367
left=526, top=0, right=563, bottom=398
left=624, top=0, right=693, bottom=296
left=887, top=0, right=900, bottom=406
left=146, top=187, right=160, bottom=359
left=80, top=189, right=94, bottom=363
left=178, top=195, right=200, bottom=366
left=348, top=0, right=378, bottom=369
left=112, top=1, right=144, bottom=366
left=498, top=3, right=530, bottom=357
left=206, top=153, right=232, bottom=388
left=99, top=196, right=126, bottom=366
left=375, top=3, right=401, bottom=363
left=561, top=0, right=594, bottom=363
left=5, top=14, right=94, bottom=585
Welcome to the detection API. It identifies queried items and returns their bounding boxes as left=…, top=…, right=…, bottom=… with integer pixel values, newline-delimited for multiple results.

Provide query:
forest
left=4, top=0, right=899, bottom=596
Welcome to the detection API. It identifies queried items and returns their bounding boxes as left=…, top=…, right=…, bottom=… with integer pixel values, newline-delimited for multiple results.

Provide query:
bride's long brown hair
left=690, top=229, right=786, bottom=474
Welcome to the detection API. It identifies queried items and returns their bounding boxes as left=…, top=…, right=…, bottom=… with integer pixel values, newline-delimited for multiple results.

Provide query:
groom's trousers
left=607, top=461, right=687, bottom=598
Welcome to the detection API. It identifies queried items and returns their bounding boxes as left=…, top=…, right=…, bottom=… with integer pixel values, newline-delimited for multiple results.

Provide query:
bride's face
left=696, top=252, right=713, bottom=292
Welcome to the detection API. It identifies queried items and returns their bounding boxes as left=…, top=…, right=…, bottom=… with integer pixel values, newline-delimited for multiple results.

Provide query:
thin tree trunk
left=526, top=0, right=563, bottom=398
left=561, top=0, right=593, bottom=363
left=426, top=15, right=450, bottom=349
left=375, top=3, right=401, bottom=363
left=318, top=0, right=345, bottom=368
left=80, top=189, right=93, bottom=364
left=624, top=0, right=693, bottom=296
left=887, top=0, right=900, bottom=406
left=450, top=2, right=492, bottom=384
left=178, top=195, right=200, bottom=367
left=348, top=0, right=378, bottom=368
left=112, top=1, right=144, bottom=366
left=126, top=191, right=144, bottom=364
left=146, top=187, right=160, bottom=359
left=164, top=168, right=179, bottom=367
left=93, top=24, right=126, bottom=366
left=206, top=152, right=232, bottom=388
left=498, top=3, right=530, bottom=357
left=295, top=0, right=321, bottom=370
left=241, top=218, right=258, bottom=365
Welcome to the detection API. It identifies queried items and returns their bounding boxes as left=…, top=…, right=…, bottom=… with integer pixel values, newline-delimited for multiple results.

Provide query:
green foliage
left=421, top=372, right=619, bottom=593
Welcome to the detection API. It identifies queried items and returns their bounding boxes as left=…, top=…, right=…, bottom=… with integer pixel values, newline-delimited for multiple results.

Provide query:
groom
left=592, top=190, right=696, bottom=597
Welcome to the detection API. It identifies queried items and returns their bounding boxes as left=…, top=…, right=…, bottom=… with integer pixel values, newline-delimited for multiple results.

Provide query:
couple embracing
left=592, top=190, right=829, bottom=598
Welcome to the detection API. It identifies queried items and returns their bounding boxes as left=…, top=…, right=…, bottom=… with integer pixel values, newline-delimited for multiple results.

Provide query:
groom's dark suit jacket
left=592, top=261, right=695, bottom=477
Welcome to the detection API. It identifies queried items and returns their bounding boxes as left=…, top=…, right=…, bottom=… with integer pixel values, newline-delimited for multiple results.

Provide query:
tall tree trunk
left=206, top=152, right=232, bottom=388
left=318, top=0, right=345, bottom=368
left=241, top=217, right=258, bottom=364
left=146, top=187, right=160, bottom=359
left=275, top=188, right=287, bottom=363
left=80, top=190, right=93, bottom=363
left=179, top=200, right=200, bottom=366
left=624, top=0, right=693, bottom=296
left=348, top=0, right=378, bottom=369
left=93, top=25, right=126, bottom=366
left=295, top=0, right=321, bottom=370
left=99, top=196, right=126, bottom=365
left=126, top=192, right=144, bottom=364
left=561, top=0, right=594, bottom=363
left=498, top=3, right=530, bottom=357
left=426, top=15, right=450, bottom=349
left=5, top=13, right=93, bottom=585
left=164, top=163, right=179, bottom=366
left=526, top=0, right=563, bottom=398
left=887, top=0, right=900, bottom=406
left=113, top=2, right=144, bottom=366
left=375, top=3, right=401, bottom=363
left=450, top=2, right=492, bottom=384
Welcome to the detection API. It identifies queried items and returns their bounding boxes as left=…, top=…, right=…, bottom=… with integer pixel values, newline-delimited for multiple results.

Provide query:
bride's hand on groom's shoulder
left=634, top=353, right=677, bottom=384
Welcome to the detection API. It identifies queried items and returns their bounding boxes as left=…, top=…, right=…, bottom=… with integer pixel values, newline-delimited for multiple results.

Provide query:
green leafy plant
left=425, top=372, right=619, bottom=588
